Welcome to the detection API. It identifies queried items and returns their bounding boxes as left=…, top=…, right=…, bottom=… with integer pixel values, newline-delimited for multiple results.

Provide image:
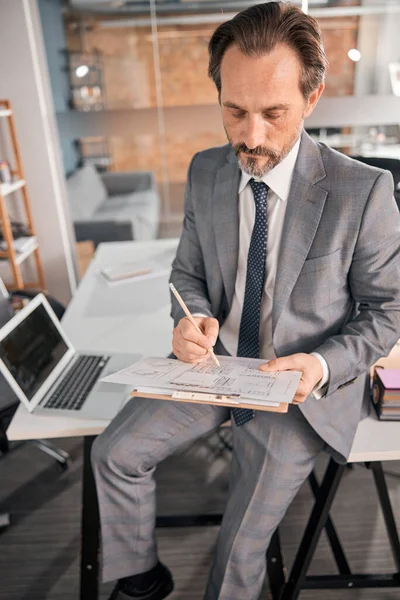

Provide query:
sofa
left=67, top=165, right=160, bottom=246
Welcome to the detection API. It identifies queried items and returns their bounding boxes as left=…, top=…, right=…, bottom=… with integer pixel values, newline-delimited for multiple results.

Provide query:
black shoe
left=108, top=564, right=174, bottom=600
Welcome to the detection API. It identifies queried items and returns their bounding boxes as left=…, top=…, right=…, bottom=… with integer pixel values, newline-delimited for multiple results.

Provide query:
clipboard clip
left=171, top=391, right=241, bottom=404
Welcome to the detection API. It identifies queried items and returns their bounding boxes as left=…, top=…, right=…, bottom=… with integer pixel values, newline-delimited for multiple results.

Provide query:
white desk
left=6, top=232, right=400, bottom=463
left=5, top=237, right=400, bottom=600
left=62, top=238, right=178, bottom=356
left=7, top=238, right=179, bottom=443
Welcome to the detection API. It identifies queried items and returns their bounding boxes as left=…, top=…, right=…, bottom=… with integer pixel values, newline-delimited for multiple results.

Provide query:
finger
left=293, top=395, right=305, bottom=404
left=259, top=355, right=301, bottom=372
left=174, top=338, right=208, bottom=361
left=185, top=353, right=210, bottom=364
left=296, top=380, right=311, bottom=398
left=175, top=342, right=210, bottom=364
left=182, top=341, right=209, bottom=358
left=202, top=318, right=220, bottom=346
left=293, top=381, right=313, bottom=403
left=179, top=318, right=211, bottom=349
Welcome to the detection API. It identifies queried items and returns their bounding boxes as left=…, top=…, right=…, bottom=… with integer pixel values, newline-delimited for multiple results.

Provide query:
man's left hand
left=259, top=353, right=323, bottom=404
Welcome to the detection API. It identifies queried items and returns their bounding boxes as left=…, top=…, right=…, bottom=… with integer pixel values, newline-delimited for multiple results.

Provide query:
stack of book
left=372, top=368, right=400, bottom=420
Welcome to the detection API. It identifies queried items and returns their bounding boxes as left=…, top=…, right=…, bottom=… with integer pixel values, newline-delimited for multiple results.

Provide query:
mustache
left=233, top=143, right=279, bottom=159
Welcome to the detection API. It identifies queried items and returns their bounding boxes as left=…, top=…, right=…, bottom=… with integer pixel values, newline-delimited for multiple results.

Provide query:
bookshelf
left=0, top=99, right=46, bottom=291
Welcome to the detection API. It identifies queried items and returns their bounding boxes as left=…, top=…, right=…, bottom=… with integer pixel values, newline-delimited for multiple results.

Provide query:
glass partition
left=40, top=0, right=400, bottom=246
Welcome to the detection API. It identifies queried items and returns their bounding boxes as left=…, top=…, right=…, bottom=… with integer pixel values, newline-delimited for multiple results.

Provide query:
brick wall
left=66, top=14, right=358, bottom=197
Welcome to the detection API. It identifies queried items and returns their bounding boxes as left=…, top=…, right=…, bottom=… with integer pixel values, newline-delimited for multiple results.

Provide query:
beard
left=225, top=124, right=302, bottom=177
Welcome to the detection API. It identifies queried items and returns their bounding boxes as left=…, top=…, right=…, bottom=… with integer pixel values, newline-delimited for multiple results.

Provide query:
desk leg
left=281, top=458, right=346, bottom=600
left=369, top=462, right=400, bottom=572
left=80, top=435, right=100, bottom=600
left=308, top=470, right=351, bottom=574
left=266, top=529, right=286, bottom=599
left=0, top=429, right=9, bottom=454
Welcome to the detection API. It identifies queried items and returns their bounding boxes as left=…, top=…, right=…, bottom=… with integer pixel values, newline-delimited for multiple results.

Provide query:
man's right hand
left=172, top=316, right=219, bottom=364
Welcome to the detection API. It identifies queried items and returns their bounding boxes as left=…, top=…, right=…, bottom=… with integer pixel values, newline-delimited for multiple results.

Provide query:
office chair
left=0, top=511, right=10, bottom=533
left=350, top=155, right=400, bottom=185
left=351, top=155, right=400, bottom=209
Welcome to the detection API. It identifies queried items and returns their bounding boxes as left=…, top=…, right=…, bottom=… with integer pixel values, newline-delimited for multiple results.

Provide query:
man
left=92, top=3, right=400, bottom=600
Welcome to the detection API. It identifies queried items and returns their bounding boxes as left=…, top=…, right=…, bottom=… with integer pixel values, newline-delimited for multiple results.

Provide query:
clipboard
left=130, top=389, right=289, bottom=413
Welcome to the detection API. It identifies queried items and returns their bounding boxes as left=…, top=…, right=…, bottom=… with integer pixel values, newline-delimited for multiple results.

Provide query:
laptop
left=0, top=293, right=140, bottom=419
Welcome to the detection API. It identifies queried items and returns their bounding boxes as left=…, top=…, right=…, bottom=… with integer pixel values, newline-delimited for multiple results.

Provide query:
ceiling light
left=348, top=49, right=361, bottom=62
left=76, top=64, right=89, bottom=78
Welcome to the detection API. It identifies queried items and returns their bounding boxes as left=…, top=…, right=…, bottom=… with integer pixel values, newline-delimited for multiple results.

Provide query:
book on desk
left=372, top=367, right=400, bottom=420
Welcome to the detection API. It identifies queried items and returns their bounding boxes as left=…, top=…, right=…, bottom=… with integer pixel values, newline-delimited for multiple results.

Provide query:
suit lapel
left=213, top=150, right=240, bottom=308
left=272, top=132, right=328, bottom=335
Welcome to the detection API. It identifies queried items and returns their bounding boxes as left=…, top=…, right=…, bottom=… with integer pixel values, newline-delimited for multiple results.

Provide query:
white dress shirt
left=218, top=138, right=329, bottom=395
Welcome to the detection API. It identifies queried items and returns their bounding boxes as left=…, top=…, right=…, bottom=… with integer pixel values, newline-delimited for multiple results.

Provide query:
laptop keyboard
left=43, top=355, right=110, bottom=411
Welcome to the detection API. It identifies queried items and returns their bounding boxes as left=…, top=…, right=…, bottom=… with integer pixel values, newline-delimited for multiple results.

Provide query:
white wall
left=0, top=0, right=76, bottom=305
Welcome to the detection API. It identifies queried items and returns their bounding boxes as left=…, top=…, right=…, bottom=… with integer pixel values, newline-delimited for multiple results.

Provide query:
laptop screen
left=0, top=303, right=68, bottom=401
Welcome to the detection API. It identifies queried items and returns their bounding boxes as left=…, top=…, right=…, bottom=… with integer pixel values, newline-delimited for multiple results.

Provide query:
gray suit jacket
left=170, top=130, right=400, bottom=460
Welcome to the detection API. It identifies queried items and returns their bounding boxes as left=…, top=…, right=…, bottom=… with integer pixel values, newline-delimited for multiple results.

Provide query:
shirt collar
left=238, top=137, right=301, bottom=201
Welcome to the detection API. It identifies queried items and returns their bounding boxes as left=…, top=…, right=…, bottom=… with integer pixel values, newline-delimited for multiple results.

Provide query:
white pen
left=169, top=283, right=221, bottom=367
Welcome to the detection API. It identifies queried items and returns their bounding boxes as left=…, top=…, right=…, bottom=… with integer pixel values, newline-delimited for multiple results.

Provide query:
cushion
left=102, top=191, right=158, bottom=210
left=93, top=191, right=160, bottom=240
left=67, top=165, right=108, bottom=220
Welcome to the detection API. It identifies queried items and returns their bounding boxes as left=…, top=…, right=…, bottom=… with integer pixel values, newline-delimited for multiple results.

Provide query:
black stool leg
left=281, top=458, right=346, bottom=600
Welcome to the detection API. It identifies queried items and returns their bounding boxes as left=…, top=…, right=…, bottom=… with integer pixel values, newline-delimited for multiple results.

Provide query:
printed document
left=101, top=355, right=301, bottom=406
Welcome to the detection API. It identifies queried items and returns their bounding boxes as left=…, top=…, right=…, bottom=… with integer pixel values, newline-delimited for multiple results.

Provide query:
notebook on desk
left=0, top=293, right=139, bottom=420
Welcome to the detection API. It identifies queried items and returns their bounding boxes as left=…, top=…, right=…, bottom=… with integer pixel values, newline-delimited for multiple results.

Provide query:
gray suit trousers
left=91, top=396, right=326, bottom=600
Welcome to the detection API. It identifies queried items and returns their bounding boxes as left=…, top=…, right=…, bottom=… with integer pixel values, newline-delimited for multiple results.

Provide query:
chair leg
left=0, top=512, right=10, bottom=532
left=29, top=439, right=70, bottom=470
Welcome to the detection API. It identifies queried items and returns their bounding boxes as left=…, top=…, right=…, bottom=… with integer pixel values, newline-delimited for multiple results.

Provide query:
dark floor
left=0, top=430, right=400, bottom=600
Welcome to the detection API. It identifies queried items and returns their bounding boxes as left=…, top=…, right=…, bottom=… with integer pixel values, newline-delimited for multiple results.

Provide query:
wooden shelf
left=0, top=241, right=38, bottom=265
left=0, top=99, right=45, bottom=291
left=0, top=179, right=26, bottom=197
left=15, top=241, right=38, bottom=265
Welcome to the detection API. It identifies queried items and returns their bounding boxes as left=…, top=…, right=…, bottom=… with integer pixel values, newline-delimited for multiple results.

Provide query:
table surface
left=6, top=239, right=400, bottom=463
left=7, top=239, right=178, bottom=440
left=62, top=238, right=179, bottom=357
